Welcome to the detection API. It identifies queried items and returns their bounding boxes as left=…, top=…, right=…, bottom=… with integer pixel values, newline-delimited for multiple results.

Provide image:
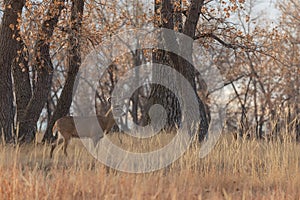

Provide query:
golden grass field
left=0, top=132, right=300, bottom=200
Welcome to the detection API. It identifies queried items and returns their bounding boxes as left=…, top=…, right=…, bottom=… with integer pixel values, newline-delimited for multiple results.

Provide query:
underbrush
left=0, top=133, right=299, bottom=199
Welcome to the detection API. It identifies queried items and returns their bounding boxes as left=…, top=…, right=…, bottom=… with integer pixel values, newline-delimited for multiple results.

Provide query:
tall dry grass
left=0, top=132, right=299, bottom=199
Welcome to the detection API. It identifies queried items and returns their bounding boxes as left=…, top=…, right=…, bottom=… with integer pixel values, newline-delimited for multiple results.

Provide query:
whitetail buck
left=50, top=100, right=123, bottom=158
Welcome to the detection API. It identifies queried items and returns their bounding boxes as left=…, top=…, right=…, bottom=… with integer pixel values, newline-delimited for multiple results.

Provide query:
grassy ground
left=0, top=133, right=299, bottom=199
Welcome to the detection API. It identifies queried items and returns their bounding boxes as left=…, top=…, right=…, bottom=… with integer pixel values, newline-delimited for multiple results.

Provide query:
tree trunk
left=149, top=0, right=209, bottom=140
left=43, top=0, right=84, bottom=143
left=12, top=38, right=32, bottom=139
left=18, top=0, right=65, bottom=143
left=0, top=0, right=25, bottom=142
left=148, top=0, right=181, bottom=129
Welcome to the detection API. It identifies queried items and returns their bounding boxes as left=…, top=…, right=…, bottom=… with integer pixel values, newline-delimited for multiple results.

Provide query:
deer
left=50, top=99, right=123, bottom=158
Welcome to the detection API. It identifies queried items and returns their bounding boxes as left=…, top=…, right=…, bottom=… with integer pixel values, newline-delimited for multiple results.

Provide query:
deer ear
left=107, top=97, right=111, bottom=103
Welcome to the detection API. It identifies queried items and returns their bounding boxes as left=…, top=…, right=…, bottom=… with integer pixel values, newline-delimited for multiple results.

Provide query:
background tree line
left=0, top=0, right=298, bottom=144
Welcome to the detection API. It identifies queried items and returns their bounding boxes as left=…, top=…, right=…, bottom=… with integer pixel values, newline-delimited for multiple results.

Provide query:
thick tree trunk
left=18, top=0, right=65, bottom=143
left=0, top=0, right=25, bottom=142
left=131, top=49, right=143, bottom=125
left=148, top=0, right=181, bottom=129
left=12, top=39, right=32, bottom=138
left=43, top=0, right=84, bottom=143
left=149, top=0, right=209, bottom=141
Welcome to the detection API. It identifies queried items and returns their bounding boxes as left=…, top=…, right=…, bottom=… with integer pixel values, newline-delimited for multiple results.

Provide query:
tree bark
left=148, top=0, right=181, bottom=129
left=18, top=0, right=65, bottom=143
left=149, top=0, right=209, bottom=141
left=0, top=0, right=25, bottom=142
left=12, top=36, right=32, bottom=138
left=43, top=0, right=84, bottom=142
